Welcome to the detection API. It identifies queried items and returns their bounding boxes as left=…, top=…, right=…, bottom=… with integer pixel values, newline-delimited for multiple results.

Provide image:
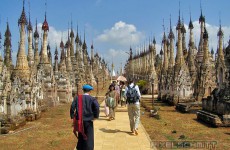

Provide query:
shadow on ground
left=193, top=118, right=218, bottom=128
left=99, top=128, right=132, bottom=135
left=97, top=117, right=108, bottom=121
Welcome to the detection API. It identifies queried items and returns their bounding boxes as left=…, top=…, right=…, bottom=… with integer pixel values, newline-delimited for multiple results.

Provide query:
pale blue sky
left=0, top=0, right=230, bottom=72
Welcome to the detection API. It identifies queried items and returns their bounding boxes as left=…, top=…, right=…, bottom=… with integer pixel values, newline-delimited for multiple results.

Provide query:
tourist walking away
left=125, top=79, right=141, bottom=135
left=70, top=84, right=100, bottom=150
left=105, top=84, right=117, bottom=121
left=120, top=81, right=127, bottom=107
left=115, top=81, right=121, bottom=105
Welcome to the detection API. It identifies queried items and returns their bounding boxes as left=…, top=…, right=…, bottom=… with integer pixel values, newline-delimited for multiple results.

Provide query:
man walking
left=125, top=79, right=141, bottom=135
left=70, top=84, right=100, bottom=150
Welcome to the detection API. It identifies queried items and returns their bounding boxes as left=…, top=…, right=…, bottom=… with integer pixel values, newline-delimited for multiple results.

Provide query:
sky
left=0, top=0, right=230, bottom=73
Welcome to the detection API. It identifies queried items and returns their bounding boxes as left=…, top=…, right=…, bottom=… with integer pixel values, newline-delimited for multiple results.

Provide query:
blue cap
left=82, top=84, right=93, bottom=91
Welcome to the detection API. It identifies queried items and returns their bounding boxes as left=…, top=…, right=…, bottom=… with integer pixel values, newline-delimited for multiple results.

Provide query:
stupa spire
left=27, top=2, right=34, bottom=67
left=34, top=19, right=40, bottom=65
left=168, top=15, right=175, bottom=68
left=14, top=0, right=30, bottom=81
left=40, top=1, right=49, bottom=64
left=175, top=4, right=184, bottom=67
left=217, top=17, right=224, bottom=61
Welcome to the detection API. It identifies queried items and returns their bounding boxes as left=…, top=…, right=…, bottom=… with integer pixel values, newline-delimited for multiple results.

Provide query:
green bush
left=136, top=80, right=147, bottom=89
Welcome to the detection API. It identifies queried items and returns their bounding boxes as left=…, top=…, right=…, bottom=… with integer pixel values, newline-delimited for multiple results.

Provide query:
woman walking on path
left=120, top=81, right=127, bottom=107
left=105, top=84, right=117, bottom=121
left=115, top=81, right=121, bottom=105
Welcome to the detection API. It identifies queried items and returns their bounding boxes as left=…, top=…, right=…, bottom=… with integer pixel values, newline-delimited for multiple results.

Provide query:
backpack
left=126, top=85, right=139, bottom=104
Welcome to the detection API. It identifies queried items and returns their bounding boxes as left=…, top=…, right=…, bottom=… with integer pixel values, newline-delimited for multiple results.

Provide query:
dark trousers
left=77, top=121, right=94, bottom=150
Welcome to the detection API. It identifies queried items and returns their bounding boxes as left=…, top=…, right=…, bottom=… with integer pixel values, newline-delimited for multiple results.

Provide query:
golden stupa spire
left=14, top=0, right=30, bottom=81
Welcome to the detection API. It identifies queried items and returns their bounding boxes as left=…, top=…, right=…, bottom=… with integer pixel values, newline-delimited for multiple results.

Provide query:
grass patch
left=49, top=140, right=60, bottom=147
left=141, top=97, right=230, bottom=150
left=57, top=131, right=68, bottom=137
left=165, top=134, right=175, bottom=141
left=56, top=108, right=65, bottom=115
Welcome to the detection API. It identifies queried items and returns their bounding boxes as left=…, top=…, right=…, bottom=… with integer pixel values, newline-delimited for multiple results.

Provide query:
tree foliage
left=136, top=80, right=147, bottom=89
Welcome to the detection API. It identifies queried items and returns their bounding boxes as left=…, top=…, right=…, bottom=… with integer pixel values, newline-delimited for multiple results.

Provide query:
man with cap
left=70, top=84, right=100, bottom=150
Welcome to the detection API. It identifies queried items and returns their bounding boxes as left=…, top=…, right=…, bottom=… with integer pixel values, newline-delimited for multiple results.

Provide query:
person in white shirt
left=124, top=79, right=141, bottom=135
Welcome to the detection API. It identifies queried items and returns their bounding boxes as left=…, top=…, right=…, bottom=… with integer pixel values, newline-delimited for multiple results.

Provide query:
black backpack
left=126, top=85, right=139, bottom=104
